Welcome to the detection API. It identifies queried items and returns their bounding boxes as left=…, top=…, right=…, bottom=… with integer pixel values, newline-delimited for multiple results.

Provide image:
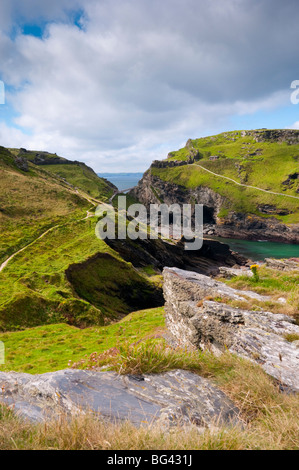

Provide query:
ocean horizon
left=98, top=172, right=144, bottom=191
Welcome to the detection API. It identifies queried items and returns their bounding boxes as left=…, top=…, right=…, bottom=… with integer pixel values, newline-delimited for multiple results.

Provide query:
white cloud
left=0, top=122, right=31, bottom=148
left=0, top=0, right=299, bottom=171
left=0, top=0, right=83, bottom=32
left=289, top=121, right=299, bottom=130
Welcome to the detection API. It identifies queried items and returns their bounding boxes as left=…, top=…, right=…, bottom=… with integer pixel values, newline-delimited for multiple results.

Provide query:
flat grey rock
left=265, top=258, right=299, bottom=271
left=164, top=267, right=270, bottom=302
left=0, top=369, right=241, bottom=429
left=219, top=266, right=253, bottom=279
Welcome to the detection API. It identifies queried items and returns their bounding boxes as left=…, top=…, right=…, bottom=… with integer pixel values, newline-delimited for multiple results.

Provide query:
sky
left=0, top=0, right=299, bottom=172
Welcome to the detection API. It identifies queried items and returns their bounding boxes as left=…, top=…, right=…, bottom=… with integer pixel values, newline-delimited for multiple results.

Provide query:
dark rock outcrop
left=214, top=212, right=299, bottom=244
left=133, top=171, right=221, bottom=208
left=0, top=369, right=241, bottom=428
left=130, top=171, right=224, bottom=226
left=13, top=156, right=29, bottom=172
left=105, top=237, right=246, bottom=276
left=241, top=129, right=299, bottom=144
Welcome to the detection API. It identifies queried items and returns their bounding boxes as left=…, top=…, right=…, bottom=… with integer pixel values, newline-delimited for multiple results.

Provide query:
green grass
left=141, top=265, right=158, bottom=276
left=0, top=216, right=162, bottom=330
left=0, top=157, right=90, bottom=264
left=0, top=147, right=115, bottom=264
left=0, top=147, right=162, bottom=332
left=41, top=163, right=114, bottom=200
left=284, top=333, right=299, bottom=342
left=2, top=326, right=298, bottom=450
left=220, top=265, right=299, bottom=320
left=66, top=252, right=162, bottom=318
left=9, top=149, right=114, bottom=200
left=0, top=328, right=299, bottom=449
left=0, top=218, right=106, bottom=329
left=153, top=130, right=299, bottom=224
left=0, top=307, right=165, bottom=374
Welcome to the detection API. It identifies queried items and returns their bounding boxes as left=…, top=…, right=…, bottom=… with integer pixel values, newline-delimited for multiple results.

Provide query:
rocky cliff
left=131, top=171, right=299, bottom=244
left=130, top=129, right=299, bottom=243
left=163, top=267, right=299, bottom=392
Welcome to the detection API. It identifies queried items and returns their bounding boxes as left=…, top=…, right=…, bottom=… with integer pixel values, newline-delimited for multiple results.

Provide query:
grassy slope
left=221, top=265, right=299, bottom=320
left=0, top=307, right=164, bottom=374
left=0, top=147, right=161, bottom=332
left=9, top=148, right=115, bottom=200
left=1, top=264, right=297, bottom=374
left=0, top=149, right=91, bottom=264
left=40, top=163, right=114, bottom=200
left=152, top=130, right=299, bottom=224
left=0, top=143, right=298, bottom=449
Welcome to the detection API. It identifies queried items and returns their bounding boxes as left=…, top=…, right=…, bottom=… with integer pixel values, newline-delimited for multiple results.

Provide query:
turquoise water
left=212, top=236, right=299, bottom=261
left=98, top=173, right=143, bottom=191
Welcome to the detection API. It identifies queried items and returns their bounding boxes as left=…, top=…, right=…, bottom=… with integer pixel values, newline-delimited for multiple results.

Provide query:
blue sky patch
left=22, top=23, right=44, bottom=38
left=72, top=9, right=86, bottom=31
left=230, top=104, right=299, bottom=131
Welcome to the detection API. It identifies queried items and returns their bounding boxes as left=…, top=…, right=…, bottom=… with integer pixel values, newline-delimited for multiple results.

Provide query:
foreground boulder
left=163, top=267, right=299, bottom=392
left=0, top=369, right=241, bottom=428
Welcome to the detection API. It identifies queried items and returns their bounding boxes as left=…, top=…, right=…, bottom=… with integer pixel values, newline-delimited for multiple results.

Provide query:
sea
left=98, top=173, right=143, bottom=192
left=211, top=236, right=299, bottom=261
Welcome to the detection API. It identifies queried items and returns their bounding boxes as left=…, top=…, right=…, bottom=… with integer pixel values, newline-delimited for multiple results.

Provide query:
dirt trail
left=0, top=224, right=64, bottom=273
left=193, top=163, right=299, bottom=200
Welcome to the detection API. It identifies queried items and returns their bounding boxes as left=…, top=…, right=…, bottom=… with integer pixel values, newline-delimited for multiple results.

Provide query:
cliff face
left=131, top=171, right=299, bottom=243
left=241, top=129, right=299, bottom=144
left=131, top=171, right=224, bottom=224
left=211, top=211, right=299, bottom=243
left=132, top=171, right=224, bottom=218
